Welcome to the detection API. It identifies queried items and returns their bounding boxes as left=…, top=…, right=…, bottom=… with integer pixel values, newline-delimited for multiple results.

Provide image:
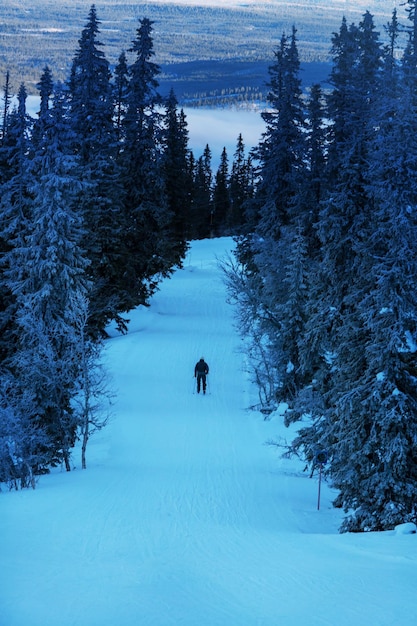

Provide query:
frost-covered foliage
left=0, top=4, right=255, bottom=487
left=2, top=86, right=91, bottom=475
left=1, top=6, right=214, bottom=485
left=228, top=5, right=417, bottom=531
left=220, top=251, right=279, bottom=412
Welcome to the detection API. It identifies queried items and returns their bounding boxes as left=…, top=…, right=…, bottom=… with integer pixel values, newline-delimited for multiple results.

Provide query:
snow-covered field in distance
left=2, top=0, right=397, bottom=93
left=120, top=0, right=395, bottom=13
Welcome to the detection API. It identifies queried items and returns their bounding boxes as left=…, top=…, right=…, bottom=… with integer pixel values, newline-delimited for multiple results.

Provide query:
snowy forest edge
left=2, top=2, right=417, bottom=533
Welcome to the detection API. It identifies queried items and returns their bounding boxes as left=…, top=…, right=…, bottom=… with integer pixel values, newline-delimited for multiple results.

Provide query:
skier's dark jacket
left=194, top=359, right=209, bottom=377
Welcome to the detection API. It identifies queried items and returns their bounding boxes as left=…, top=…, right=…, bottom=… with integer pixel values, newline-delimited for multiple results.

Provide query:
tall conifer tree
left=255, top=26, right=305, bottom=237
left=162, top=89, right=191, bottom=258
left=229, top=134, right=253, bottom=231
left=120, top=17, right=178, bottom=306
left=0, top=84, right=33, bottom=368
left=191, top=145, right=213, bottom=239
left=213, top=147, right=230, bottom=235
left=69, top=4, right=128, bottom=336
left=5, top=88, right=90, bottom=473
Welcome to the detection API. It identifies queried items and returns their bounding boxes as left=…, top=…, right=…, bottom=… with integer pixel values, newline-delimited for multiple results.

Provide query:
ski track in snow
left=1, top=238, right=417, bottom=626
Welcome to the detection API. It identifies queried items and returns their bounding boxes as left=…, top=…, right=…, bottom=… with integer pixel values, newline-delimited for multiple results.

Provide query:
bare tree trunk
left=81, top=420, right=89, bottom=470
left=63, top=450, right=71, bottom=472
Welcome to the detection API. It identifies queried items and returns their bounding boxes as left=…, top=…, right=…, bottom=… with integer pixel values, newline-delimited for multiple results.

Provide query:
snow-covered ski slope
left=1, top=237, right=416, bottom=626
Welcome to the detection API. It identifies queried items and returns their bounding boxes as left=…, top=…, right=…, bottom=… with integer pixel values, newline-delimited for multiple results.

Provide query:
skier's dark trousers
left=194, top=358, right=209, bottom=394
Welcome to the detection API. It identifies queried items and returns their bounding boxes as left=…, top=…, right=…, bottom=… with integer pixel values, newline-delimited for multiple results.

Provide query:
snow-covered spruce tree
left=328, top=62, right=417, bottom=530
left=327, top=10, right=381, bottom=177
left=297, top=11, right=383, bottom=412
left=0, top=72, right=13, bottom=368
left=286, top=20, right=372, bottom=428
left=0, top=375, right=52, bottom=489
left=0, top=82, right=46, bottom=488
left=279, top=83, right=327, bottom=410
left=68, top=4, right=129, bottom=337
left=0, top=83, right=33, bottom=371
left=4, top=86, right=91, bottom=474
left=275, top=225, right=311, bottom=403
left=239, top=28, right=306, bottom=240
left=232, top=27, right=312, bottom=409
left=254, top=26, right=306, bottom=237
left=69, top=5, right=114, bottom=165
left=321, top=6, right=417, bottom=532
left=161, top=89, right=192, bottom=256
left=0, top=83, right=33, bottom=225
left=289, top=13, right=417, bottom=531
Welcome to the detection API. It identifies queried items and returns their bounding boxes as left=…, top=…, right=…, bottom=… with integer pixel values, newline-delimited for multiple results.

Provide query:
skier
left=194, top=357, right=209, bottom=394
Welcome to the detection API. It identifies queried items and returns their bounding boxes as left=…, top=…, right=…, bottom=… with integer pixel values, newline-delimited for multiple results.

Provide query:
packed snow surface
left=1, top=238, right=416, bottom=626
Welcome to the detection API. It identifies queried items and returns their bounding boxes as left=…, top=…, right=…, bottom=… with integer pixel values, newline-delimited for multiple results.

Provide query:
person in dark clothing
left=194, top=357, right=209, bottom=394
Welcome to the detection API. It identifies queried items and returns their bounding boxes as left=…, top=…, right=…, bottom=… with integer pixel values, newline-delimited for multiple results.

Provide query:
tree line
left=0, top=0, right=346, bottom=91
left=0, top=5, right=253, bottom=489
left=224, top=1, right=417, bottom=532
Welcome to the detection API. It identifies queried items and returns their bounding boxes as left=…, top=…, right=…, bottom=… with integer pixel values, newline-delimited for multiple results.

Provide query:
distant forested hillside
left=0, top=0, right=397, bottom=98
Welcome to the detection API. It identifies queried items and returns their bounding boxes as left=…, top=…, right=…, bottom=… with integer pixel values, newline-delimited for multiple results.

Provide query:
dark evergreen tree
left=69, top=4, right=114, bottom=161
left=272, top=84, right=326, bottom=413
left=213, top=147, right=230, bottom=235
left=302, top=84, right=326, bottom=247
left=379, top=9, right=403, bottom=116
left=324, top=16, right=360, bottom=183
left=120, top=17, right=180, bottom=307
left=325, top=53, right=417, bottom=529
left=286, top=14, right=417, bottom=532
left=227, top=8, right=417, bottom=532
left=4, top=87, right=90, bottom=474
left=255, top=26, right=306, bottom=237
left=0, top=71, right=15, bottom=366
left=0, top=83, right=33, bottom=368
left=31, top=66, right=54, bottom=150
left=162, top=89, right=191, bottom=256
left=0, top=71, right=11, bottom=149
left=301, top=12, right=383, bottom=399
left=241, top=27, right=308, bottom=407
left=324, top=5, right=417, bottom=532
left=69, top=4, right=128, bottom=336
left=190, top=144, right=213, bottom=239
left=229, top=134, right=253, bottom=232
left=288, top=17, right=383, bottom=428
left=402, top=0, right=417, bottom=93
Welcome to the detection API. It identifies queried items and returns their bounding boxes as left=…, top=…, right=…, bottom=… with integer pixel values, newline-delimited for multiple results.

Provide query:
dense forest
left=2, top=0, right=417, bottom=535
left=1, top=0, right=395, bottom=98
left=224, top=0, right=417, bottom=532
left=0, top=6, right=254, bottom=489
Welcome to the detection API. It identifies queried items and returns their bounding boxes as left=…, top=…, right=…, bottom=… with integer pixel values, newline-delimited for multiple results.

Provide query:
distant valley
left=1, top=0, right=398, bottom=102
